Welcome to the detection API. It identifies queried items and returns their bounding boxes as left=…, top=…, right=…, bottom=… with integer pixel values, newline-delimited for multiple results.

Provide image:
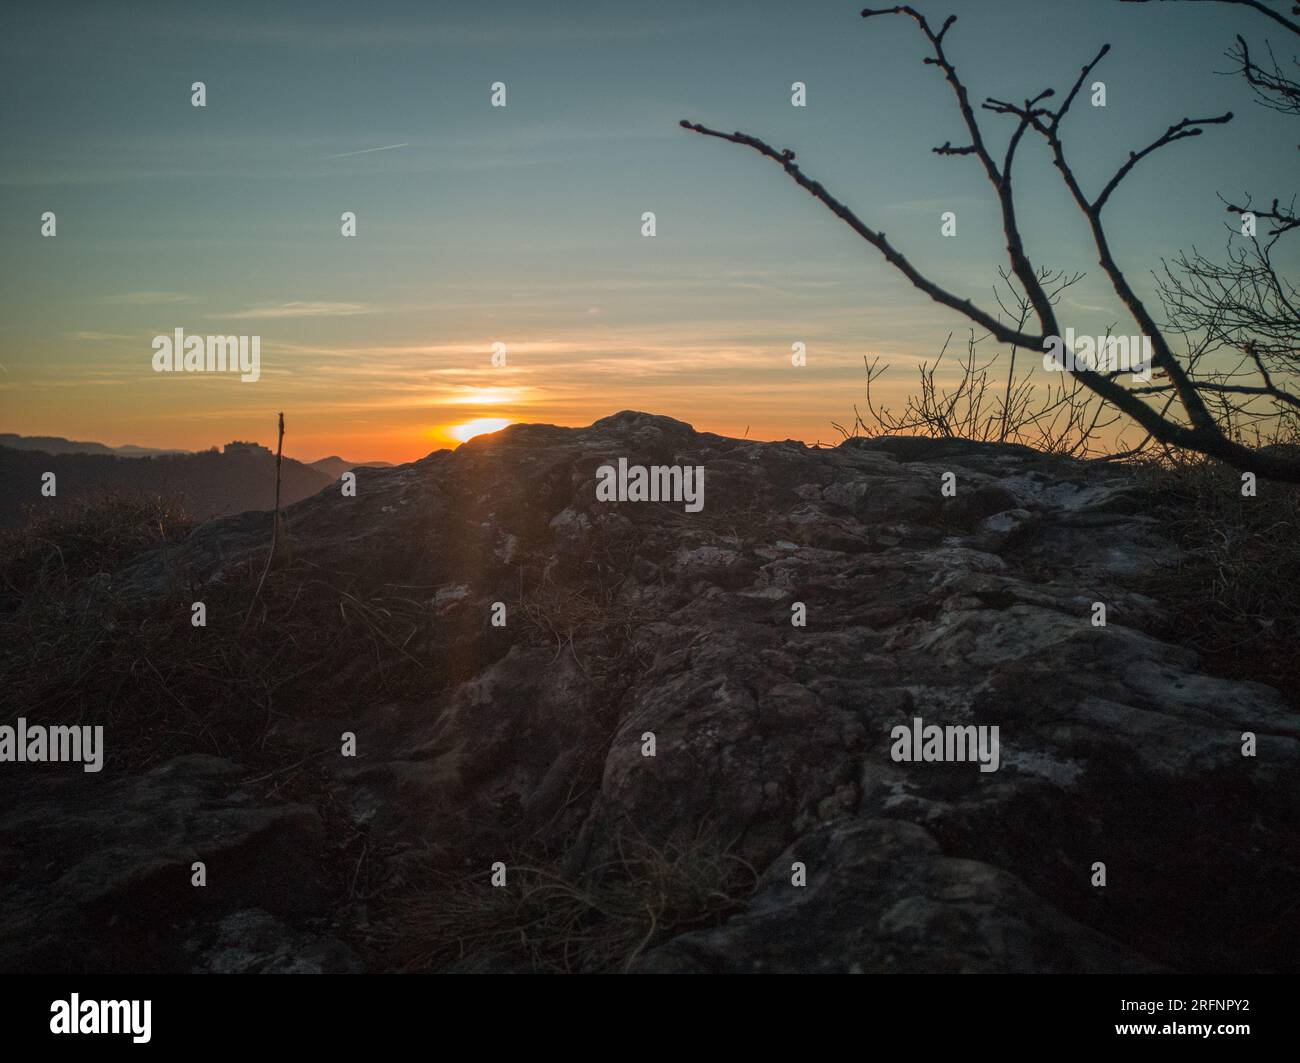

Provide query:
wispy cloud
left=65, top=330, right=136, bottom=341
left=1063, top=298, right=1123, bottom=315
left=218, top=302, right=372, bottom=320
left=101, top=292, right=198, bottom=306
left=132, top=16, right=722, bottom=51
left=0, top=120, right=685, bottom=187
left=325, top=143, right=409, bottom=159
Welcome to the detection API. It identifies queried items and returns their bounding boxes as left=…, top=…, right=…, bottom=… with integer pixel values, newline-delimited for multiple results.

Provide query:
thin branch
left=1118, top=0, right=1300, bottom=39
left=678, top=120, right=1044, bottom=351
left=243, top=412, right=285, bottom=633
left=1094, top=113, right=1234, bottom=213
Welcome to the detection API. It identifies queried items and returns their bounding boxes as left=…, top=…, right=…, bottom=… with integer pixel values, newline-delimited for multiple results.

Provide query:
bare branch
left=1093, top=113, right=1234, bottom=213
left=678, top=120, right=1043, bottom=350
left=1052, top=45, right=1113, bottom=130
left=1118, top=0, right=1300, bottom=39
left=861, top=6, right=1061, bottom=333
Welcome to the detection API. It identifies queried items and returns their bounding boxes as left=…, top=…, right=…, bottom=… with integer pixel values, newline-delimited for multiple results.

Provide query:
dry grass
left=0, top=493, right=759, bottom=974
left=0, top=492, right=194, bottom=602
left=516, top=575, right=658, bottom=672
left=387, top=824, right=758, bottom=973
left=0, top=492, right=447, bottom=772
left=1131, top=454, right=1300, bottom=702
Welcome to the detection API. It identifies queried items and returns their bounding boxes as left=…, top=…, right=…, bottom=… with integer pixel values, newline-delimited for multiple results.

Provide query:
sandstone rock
left=637, top=819, right=1159, bottom=973
left=9, top=412, right=1298, bottom=972
left=0, top=756, right=325, bottom=972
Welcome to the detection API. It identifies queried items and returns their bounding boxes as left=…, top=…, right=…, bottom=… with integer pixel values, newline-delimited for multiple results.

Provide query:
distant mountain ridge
left=0, top=433, right=190, bottom=458
left=0, top=443, right=334, bottom=528
left=0, top=434, right=390, bottom=473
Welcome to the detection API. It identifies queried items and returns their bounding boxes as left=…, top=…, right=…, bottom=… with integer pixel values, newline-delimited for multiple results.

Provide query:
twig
left=243, top=412, right=285, bottom=633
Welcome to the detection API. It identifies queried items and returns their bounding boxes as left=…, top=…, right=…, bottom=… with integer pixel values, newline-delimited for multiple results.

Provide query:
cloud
left=325, top=143, right=409, bottom=159
left=218, top=302, right=372, bottom=320
left=101, top=292, right=198, bottom=306
left=143, top=15, right=721, bottom=51
left=1063, top=298, right=1123, bottom=315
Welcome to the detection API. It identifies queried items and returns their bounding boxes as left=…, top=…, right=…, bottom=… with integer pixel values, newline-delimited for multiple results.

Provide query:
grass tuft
left=386, top=825, right=758, bottom=973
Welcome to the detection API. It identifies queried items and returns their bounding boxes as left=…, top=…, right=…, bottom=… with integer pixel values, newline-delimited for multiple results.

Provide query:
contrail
left=325, top=142, right=410, bottom=159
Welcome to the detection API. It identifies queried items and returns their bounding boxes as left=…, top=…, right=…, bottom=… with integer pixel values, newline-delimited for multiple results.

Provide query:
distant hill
left=309, top=455, right=394, bottom=480
left=0, top=434, right=190, bottom=459
left=1, top=434, right=390, bottom=473
left=0, top=442, right=334, bottom=528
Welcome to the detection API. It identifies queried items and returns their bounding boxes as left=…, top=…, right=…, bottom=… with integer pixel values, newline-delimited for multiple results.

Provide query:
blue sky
left=1, top=0, right=1295, bottom=460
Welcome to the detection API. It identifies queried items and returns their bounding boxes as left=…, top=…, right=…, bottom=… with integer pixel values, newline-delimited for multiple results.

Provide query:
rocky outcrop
left=4, top=412, right=1297, bottom=972
left=0, top=755, right=354, bottom=973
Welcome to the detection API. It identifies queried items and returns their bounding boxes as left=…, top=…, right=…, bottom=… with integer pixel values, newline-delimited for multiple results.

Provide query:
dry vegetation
left=386, top=825, right=758, bottom=973
left=0, top=492, right=441, bottom=773
left=832, top=326, right=1300, bottom=704
left=1131, top=451, right=1300, bottom=702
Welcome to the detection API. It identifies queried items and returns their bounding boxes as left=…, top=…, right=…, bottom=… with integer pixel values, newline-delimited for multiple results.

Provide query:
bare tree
left=832, top=328, right=1130, bottom=458
left=1122, top=0, right=1300, bottom=137
left=681, top=5, right=1300, bottom=481
left=1120, top=0, right=1300, bottom=442
left=832, top=266, right=1133, bottom=458
left=992, top=266, right=1086, bottom=444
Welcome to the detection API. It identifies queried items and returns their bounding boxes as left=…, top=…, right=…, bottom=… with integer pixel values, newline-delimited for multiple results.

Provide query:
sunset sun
left=449, top=417, right=512, bottom=443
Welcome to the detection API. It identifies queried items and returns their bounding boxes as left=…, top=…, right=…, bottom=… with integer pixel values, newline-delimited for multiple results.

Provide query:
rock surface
left=3, top=412, right=1297, bottom=972
left=0, top=755, right=352, bottom=972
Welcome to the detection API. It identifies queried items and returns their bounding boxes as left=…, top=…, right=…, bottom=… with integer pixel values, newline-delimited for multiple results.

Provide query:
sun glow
left=449, top=417, right=512, bottom=443
left=447, top=387, right=524, bottom=406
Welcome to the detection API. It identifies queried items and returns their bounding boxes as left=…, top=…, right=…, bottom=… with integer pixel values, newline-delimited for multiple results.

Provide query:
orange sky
left=4, top=1, right=1286, bottom=467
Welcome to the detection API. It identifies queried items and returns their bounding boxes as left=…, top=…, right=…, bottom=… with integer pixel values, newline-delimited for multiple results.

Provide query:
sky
left=1, top=0, right=1296, bottom=462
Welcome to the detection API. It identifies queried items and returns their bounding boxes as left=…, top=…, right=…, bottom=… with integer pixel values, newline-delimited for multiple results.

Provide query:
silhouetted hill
left=0, top=433, right=189, bottom=458
left=0, top=443, right=333, bottom=528
left=309, top=455, right=394, bottom=480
